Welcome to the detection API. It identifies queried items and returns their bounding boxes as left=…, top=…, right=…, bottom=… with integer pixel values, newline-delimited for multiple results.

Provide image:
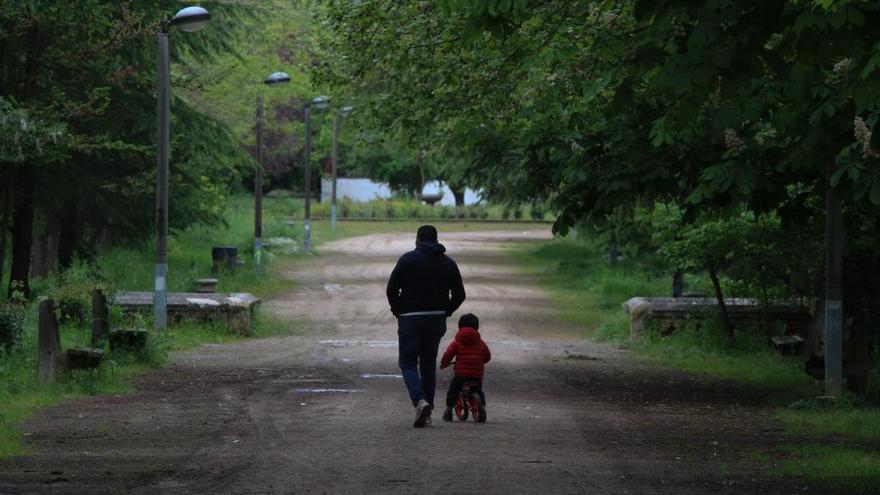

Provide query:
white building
left=321, top=178, right=481, bottom=206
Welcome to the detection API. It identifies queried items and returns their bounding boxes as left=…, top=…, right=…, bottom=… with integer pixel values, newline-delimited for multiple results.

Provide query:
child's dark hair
left=458, top=313, right=479, bottom=330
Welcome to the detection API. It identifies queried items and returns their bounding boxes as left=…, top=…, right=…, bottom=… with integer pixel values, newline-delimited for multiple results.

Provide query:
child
left=439, top=313, right=491, bottom=422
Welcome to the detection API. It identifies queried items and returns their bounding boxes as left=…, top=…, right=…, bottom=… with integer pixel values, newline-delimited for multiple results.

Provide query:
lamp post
left=263, top=73, right=328, bottom=253
left=303, top=96, right=329, bottom=252
left=331, top=106, right=353, bottom=230
left=254, top=93, right=264, bottom=273
left=254, top=71, right=292, bottom=272
left=155, top=6, right=211, bottom=332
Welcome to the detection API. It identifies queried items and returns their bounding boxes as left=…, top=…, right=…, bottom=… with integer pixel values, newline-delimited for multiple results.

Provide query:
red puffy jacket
left=440, top=327, right=491, bottom=379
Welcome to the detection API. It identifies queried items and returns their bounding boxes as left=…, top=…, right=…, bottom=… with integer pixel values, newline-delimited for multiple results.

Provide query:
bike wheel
left=469, top=393, right=483, bottom=423
left=455, top=397, right=468, bottom=420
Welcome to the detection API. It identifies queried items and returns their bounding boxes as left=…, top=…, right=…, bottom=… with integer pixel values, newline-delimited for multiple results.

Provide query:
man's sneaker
left=442, top=407, right=453, bottom=422
left=413, top=399, right=430, bottom=428
left=477, top=407, right=487, bottom=423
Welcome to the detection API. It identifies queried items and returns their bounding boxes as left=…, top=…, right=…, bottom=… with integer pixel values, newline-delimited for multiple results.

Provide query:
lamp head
left=312, top=96, right=330, bottom=111
left=264, top=72, right=292, bottom=86
left=170, top=6, right=211, bottom=32
left=340, top=106, right=354, bottom=117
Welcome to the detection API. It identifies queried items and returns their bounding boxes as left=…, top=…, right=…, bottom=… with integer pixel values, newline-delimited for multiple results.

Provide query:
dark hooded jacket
left=440, top=327, right=491, bottom=379
left=386, top=241, right=465, bottom=316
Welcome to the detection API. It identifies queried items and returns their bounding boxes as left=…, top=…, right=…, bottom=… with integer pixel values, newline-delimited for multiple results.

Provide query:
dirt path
left=0, top=229, right=832, bottom=494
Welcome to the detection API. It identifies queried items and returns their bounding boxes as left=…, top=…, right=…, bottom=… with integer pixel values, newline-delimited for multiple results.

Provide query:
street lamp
left=155, top=5, right=211, bottom=332
left=263, top=74, right=327, bottom=253
left=331, top=106, right=353, bottom=230
left=252, top=72, right=293, bottom=273
left=302, top=95, right=330, bottom=252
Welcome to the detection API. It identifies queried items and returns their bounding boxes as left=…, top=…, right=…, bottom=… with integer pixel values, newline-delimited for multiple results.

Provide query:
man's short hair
left=416, top=225, right=438, bottom=243
left=458, top=313, right=479, bottom=330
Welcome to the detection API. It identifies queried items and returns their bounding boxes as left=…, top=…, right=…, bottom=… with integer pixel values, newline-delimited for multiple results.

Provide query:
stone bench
left=622, top=297, right=812, bottom=340
left=114, top=292, right=260, bottom=335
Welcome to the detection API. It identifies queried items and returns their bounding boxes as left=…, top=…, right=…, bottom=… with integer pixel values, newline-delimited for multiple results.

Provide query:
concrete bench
left=114, top=292, right=260, bottom=335
left=622, top=297, right=811, bottom=340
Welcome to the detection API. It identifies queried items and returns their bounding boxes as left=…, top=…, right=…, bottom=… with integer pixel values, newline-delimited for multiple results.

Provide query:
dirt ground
left=0, top=229, right=839, bottom=494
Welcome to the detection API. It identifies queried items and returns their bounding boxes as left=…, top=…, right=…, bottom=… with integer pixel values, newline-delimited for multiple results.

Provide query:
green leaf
left=830, top=166, right=846, bottom=187
left=871, top=121, right=880, bottom=151
left=870, top=181, right=880, bottom=205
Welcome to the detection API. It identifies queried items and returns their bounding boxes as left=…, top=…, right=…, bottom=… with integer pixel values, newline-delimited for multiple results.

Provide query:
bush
left=530, top=203, right=544, bottom=220
left=0, top=306, right=25, bottom=351
left=50, top=262, right=107, bottom=327
left=383, top=200, right=396, bottom=218
left=513, top=207, right=523, bottom=219
left=340, top=197, right=352, bottom=217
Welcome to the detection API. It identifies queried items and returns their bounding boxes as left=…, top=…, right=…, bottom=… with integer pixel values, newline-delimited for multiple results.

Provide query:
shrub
left=340, top=197, right=352, bottom=217
left=513, top=207, right=523, bottom=219
left=383, top=200, right=396, bottom=218
left=0, top=305, right=25, bottom=351
left=530, top=203, right=544, bottom=220
left=50, top=262, right=106, bottom=327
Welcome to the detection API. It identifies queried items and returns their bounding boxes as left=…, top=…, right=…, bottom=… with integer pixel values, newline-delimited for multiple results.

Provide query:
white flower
left=853, top=116, right=879, bottom=158
left=723, top=128, right=745, bottom=153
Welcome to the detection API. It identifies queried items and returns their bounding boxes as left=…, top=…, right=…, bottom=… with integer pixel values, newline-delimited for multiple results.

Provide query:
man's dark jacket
left=386, top=241, right=465, bottom=316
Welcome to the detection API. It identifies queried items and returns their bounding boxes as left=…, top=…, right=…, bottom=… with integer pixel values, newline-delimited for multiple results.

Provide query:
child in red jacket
left=440, top=313, right=491, bottom=422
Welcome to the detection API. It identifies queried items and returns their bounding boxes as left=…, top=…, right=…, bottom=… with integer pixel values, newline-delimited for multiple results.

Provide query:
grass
left=519, top=235, right=880, bottom=492
left=775, top=444, right=880, bottom=492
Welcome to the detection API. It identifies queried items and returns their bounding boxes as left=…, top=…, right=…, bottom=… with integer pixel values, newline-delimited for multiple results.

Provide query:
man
left=386, top=225, right=466, bottom=427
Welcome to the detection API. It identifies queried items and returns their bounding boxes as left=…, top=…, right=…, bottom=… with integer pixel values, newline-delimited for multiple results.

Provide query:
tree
left=0, top=1, right=248, bottom=298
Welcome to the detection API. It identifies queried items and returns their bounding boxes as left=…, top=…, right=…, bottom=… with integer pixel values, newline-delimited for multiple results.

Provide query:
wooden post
left=91, top=289, right=109, bottom=346
left=37, top=299, right=62, bottom=383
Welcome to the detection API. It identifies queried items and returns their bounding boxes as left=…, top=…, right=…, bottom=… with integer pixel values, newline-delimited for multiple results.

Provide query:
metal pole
left=155, top=25, right=170, bottom=332
left=254, top=95, right=264, bottom=272
left=303, top=104, right=312, bottom=253
left=824, top=163, right=844, bottom=396
left=331, top=115, right=340, bottom=230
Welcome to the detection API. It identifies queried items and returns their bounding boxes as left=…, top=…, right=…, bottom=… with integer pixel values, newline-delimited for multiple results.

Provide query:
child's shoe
left=442, top=407, right=453, bottom=422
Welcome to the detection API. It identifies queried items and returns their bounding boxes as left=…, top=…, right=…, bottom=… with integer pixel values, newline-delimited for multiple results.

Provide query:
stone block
left=66, top=347, right=104, bottom=370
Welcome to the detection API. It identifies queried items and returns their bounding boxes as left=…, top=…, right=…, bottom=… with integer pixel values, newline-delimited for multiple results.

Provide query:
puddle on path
left=361, top=374, right=403, bottom=379
left=320, top=340, right=396, bottom=348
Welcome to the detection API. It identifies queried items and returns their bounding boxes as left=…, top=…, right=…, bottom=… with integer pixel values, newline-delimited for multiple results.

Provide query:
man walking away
left=387, top=225, right=466, bottom=427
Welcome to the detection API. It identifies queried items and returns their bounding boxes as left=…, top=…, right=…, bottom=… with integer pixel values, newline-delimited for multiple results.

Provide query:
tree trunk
left=451, top=187, right=465, bottom=208
left=672, top=270, right=684, bottom=297
left=9, top=165, right=35, bottom=300
left=57, top=206, right=78, bottom=270
left=608, top=226, right=619, bottom=266
left=30, top=227, right=55, bottom=279
left=707, top=261, right=734, bottom=338
left=0, top=166, right=12, bottom=299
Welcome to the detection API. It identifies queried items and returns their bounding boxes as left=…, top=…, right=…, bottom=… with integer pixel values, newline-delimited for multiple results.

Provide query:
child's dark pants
left=445, top=376, right=486, bottom=407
